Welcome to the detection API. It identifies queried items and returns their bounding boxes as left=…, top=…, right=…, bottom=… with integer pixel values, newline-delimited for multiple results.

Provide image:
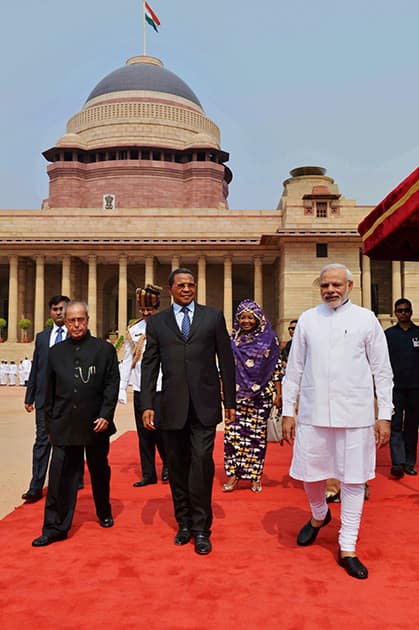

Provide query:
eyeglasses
left=288, top=327, right=296, bottom=331
left=395, top=308, right=411, bottom=313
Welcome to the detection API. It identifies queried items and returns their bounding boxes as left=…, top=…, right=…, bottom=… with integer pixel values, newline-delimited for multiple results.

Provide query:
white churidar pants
left=304, top=480, right=365, bottom=552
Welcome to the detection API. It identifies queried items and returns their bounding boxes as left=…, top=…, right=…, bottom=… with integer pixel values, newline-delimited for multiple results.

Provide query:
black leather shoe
left=99, top=516, right=114, bottom=528
left=404, top=465, right=418, bottom=476
left=22, top=489, right=43, bottom=503
left=78, top=479, right=84, bottom=490
left=32, top=533, right=67, bottom=547
left=133, top=479, right=157, bottom=487
left=194, top=534, right=212, bottom=555
left=390, top=466, right=404, bottom=479
left=297, top=508, right=331, bottom=546
left=338, top=552, right=368, bottom=579
left=161, top=467, right=169, bottom=482
left=174, top=527, right=191, bottom=546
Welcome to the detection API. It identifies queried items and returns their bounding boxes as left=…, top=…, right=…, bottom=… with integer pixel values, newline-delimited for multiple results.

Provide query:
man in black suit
left=32, top=301, right=120, bottom=547
left=22, top=294, right=70, bottom=503
left=141, top=268, right=236, bottom=555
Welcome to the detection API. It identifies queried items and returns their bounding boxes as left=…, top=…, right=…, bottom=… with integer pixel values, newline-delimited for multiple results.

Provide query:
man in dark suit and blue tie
left=22, top=295, right=70, bottom=503
left=141, top=268, right=236, bottom=554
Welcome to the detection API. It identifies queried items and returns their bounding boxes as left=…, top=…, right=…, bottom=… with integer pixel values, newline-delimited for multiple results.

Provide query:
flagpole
left=143, top=1, right=146, bottom=55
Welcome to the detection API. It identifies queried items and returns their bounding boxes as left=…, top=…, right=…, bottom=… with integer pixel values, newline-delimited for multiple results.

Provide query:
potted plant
left=0, top=317, right=6, bottom=342
left=18, top=317, right=32, bottom=342
left=45, top=317, right=54, bottom=329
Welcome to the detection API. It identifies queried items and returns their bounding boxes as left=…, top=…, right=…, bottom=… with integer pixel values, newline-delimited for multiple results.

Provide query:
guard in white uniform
left=8, top=361, right=18, bottom=385
left=18, top=361, right=26, bottom=386
left=22, top=356, right=32, bottom=384
left=282, top=263, right=393, bottom=580
left=119, top=285, right=167, bottom=486
left=0, top=361, right=7, bottom=385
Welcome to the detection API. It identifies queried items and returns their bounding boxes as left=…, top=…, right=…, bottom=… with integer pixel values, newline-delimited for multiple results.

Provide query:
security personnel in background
left=119, top=285, right=168, bottom=487
left=385, top=298, right=419, bottom=478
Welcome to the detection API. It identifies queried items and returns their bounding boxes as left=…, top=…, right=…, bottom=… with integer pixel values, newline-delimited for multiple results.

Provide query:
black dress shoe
left=99, top=516, right=114, bottom=528
left=22, top=489, right=43, bottom=503
left=161, top=466, right=169, bottom=482
left=194, top=534, right=212, bottom=555
left=338, top=552, right=368, bottom=579
left=174, top=527, right=192, bottom=546
left=132, top=478, right=157, bottom=487
left=390, top=466, right=404, bottom=479
left=78, top=480, right=84, bottom=490
left=297, top=508, right=331, bottom=546
left=32, top=532, right=67, bottom=547
left=404, top=465, right=418, bottom=476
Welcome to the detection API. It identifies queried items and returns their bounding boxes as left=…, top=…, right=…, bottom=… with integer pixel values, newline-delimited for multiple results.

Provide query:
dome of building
left=86, top=56, right=202, bottom=108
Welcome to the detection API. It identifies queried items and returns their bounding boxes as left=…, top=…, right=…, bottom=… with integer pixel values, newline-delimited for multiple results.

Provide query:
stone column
left=7, top=256, right=18, bottom=342
left=392, top=261, right=402, bottom=304
left=197, top=256, right=206, bottom=305
left=223, top=257, right=233, bottom=330
left=34, top=256, right=45, bottom=335
left=118, top=255, right=127, bottom=336
left=62, top=256, right=71, bottom=297
left=361, top=255, right=372, bottom=310
left=145, top=256, right=154, bottom=285
left=88, top=255, right=97, bottom=336
left=171, top=255, right=180, bottom=271
left=253, top=256, right=263, bottom=306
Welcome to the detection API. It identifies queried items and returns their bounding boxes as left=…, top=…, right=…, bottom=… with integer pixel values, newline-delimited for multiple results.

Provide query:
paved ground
left=0, top=386, right=135, bottom=519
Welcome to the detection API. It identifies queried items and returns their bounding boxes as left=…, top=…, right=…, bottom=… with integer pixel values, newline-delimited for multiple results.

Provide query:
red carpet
left=1, top=432, right=419, bottom=629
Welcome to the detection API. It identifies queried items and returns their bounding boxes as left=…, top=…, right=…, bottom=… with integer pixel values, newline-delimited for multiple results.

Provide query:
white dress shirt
left=49, top=324, right=68, bottom=347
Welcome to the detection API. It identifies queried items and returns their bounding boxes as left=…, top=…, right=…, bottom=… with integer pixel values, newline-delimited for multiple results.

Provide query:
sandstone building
left=0, top=55, right=416, bottom=358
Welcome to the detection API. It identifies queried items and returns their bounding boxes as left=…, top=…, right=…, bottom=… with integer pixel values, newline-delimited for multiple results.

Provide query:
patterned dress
left=224, top=359, right=283, bottom=481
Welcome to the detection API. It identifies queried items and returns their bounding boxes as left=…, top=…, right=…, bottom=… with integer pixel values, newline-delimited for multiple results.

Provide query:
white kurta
left=282, top=300, right=393, bottom=482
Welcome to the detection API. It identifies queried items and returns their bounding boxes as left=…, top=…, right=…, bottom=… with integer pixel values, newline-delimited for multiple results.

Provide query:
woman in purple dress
left=223, top=300, right=282, bottom=493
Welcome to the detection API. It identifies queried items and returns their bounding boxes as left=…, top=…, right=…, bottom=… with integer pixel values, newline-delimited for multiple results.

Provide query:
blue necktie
left=55, top=327, right=64, bottom=344
left=181, top=306, right=191, bottom=339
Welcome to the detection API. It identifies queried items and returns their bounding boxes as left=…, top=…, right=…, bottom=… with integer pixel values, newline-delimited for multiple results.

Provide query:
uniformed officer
left=119, top=284, right=168, bottom=486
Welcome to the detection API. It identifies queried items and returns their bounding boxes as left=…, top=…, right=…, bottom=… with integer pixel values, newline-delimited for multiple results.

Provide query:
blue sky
left=0, top=0, right=417, bottom=210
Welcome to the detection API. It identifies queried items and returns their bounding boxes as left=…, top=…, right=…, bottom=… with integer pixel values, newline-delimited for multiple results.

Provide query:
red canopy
left=358, top=167, right=419, bottom=260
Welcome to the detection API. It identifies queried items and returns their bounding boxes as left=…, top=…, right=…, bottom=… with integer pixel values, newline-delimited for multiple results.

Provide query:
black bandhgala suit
left=42, top=331, right=119, bottom=537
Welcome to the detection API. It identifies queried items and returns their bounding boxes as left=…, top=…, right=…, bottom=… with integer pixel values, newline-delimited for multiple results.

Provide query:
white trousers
left=304, top=480, right=365, bottom=553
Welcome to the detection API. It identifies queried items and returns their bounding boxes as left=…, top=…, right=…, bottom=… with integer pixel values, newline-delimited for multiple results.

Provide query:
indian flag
left=144, top=2, right=160, bottom=33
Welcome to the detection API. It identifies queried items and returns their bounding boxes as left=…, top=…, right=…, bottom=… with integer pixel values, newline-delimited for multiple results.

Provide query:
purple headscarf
left=231, top=300, right=279, bottom=401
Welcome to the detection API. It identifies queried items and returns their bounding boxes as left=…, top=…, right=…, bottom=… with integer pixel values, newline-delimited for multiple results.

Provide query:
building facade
left=0, top=55, right=417, bottom=358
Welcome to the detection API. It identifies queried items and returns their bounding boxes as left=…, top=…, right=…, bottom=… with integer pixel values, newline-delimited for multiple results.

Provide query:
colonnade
left=5, top=254, right=266, bottom=340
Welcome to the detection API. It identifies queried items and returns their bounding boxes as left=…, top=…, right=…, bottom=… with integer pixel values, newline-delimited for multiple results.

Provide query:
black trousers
left=42, top=439, right=111, bottom=537
left=162, top=402, right=216, bottom=536
left=133, top=391, right=166, bottom=481
left=29, top=408, right=52, bottom=492
left=390, top=387, right=419, bottom=467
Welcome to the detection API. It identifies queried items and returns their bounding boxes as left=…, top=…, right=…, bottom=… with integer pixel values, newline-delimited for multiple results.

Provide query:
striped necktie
left=181, top=306, right=191, bottom=339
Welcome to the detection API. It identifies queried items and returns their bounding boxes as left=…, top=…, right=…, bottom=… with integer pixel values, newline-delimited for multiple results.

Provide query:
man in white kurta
left=282, top=263, right=393, bottom=580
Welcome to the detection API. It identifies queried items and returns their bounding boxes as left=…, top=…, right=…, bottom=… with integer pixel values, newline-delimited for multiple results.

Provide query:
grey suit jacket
left=140, top=304, right=236, bottom=429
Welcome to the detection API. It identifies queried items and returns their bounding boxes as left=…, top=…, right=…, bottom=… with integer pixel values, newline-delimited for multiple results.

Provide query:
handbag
left=267, top=405, right=282, bottom=442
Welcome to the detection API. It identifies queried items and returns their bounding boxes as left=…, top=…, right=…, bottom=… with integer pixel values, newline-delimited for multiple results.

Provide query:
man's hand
left=93, top=417, right=109, bottom=432
left=24, top=403, right=34, bottom=413
left=118, top=389, right=127, bottom=405
left=142, top=409, right=156, bottom=430
left=224, top=408, right=236, bottom=424
left=282, top=416, right=296, bottom=445
left=375, top=419, right=391, bottom=448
